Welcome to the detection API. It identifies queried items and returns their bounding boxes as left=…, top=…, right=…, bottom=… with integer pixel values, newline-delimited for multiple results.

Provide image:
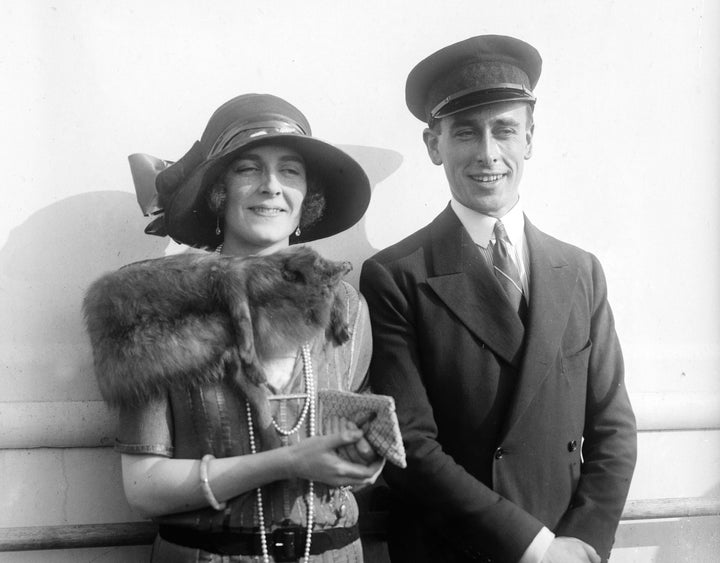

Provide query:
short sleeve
left=115, top=393, right=174, bottom=457
left=346, top=286, right=373, bottom=392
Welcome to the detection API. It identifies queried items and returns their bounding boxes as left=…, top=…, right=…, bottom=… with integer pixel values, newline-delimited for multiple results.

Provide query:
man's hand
left=541, top=537, right=601, bottom=563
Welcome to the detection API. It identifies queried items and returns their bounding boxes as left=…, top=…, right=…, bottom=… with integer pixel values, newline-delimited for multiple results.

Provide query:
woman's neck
left=219, top=237, right=290, bottom=257
left=262, top=354, right=299, bottom=392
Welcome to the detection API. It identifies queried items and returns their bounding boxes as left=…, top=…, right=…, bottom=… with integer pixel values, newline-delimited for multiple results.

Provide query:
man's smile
left=468, top=173, right=507, bottom=184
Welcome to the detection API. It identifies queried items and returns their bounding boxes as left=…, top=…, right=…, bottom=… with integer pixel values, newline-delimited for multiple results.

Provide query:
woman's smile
left=248, top=204, right=288, bottom=216
left=221, top=144, right=307, bottom=255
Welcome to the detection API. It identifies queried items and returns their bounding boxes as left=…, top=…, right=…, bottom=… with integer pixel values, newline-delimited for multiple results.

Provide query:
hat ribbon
left=127, top=139, right=206, bottom=218
left=126, top=140, right=208, bottom=238
left=208, top=119, right=307, bottom=158
left=128, top=153, right=173, bottom=216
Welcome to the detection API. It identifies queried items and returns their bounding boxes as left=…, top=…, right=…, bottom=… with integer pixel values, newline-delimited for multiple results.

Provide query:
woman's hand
left=120, top=417, right=385, bottom=518
left=287, top=426, right=384, bottom=487
left=122, top=432, right=383, bottom=519
left=324, top=415, right=381, bottom=465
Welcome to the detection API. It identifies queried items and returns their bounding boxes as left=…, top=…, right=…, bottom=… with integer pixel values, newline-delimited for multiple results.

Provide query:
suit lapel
left=504, top=218, right=578, bottom=433
left=426, top=206, right=525, bottom=367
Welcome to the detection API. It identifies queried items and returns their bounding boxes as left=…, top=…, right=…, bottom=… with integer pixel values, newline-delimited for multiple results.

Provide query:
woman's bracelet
left=199, top=454, right=227, bottom=511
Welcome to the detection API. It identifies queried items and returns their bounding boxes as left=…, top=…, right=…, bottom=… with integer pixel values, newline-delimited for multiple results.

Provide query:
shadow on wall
left=311, top=145, right=403, bottom=286
left=0, top=191, right=169, bottom=401
left=0, top=144, right=401, bottom=401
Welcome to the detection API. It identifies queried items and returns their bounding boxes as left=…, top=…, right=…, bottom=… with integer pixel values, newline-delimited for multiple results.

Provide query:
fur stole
left=82, top=246, right=352, bottom=429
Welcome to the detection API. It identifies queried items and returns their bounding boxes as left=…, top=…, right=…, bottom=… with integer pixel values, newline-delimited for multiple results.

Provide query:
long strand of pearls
left=245, top=400, right=269, bottom=563
left=245, top=343, right=316, bottom=563
left=301, top=344, right=316, bottom=563
left=271, top=369, right=312, bottom=436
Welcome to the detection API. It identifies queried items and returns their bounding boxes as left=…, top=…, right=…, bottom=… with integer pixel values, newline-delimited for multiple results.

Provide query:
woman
left=94, top=94, right=382, bottom=562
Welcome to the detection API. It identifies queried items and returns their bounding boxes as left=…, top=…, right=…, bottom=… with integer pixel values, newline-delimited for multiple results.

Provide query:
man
left=360, top=35, right=637, bottom=563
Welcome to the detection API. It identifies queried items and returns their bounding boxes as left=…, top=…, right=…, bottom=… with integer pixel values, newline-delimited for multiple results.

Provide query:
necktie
left=492, top=220, right=527, bottom=319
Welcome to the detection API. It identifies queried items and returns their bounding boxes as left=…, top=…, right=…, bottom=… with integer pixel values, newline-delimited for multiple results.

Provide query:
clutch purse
left=318, top=389, right=406, bottom=468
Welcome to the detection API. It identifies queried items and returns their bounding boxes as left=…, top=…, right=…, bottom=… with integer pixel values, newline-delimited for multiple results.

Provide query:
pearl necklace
left=245, top=344, right=316, bottom=563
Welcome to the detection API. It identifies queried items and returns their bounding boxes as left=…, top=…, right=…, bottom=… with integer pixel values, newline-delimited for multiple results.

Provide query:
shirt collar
left=450, top=197, right=525, bottom=249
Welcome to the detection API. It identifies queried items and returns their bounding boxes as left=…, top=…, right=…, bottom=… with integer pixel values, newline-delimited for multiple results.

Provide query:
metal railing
left=0, top=496, right=718, bottom=552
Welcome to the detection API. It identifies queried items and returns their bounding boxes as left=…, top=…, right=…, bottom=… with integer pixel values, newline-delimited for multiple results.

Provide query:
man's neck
left=450, top=198, right=524, bottom=248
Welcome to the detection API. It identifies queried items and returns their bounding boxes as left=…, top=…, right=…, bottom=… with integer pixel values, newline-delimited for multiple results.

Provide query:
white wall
left=1, top=1, right=718, bottom=561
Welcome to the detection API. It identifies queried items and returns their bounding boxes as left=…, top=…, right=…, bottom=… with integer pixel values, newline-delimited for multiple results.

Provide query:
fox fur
left=83, top=246, right=352, bottom=428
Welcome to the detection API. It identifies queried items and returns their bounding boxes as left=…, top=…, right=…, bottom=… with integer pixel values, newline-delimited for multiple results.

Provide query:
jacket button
left=567, top=440, right=578, bottom=452
left=494, top=447, right=504, bottom=460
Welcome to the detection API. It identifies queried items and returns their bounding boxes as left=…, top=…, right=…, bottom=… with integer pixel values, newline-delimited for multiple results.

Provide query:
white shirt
left=450, top=197, right=554, bottom=563
left=450, top=197, right=530, bottom=300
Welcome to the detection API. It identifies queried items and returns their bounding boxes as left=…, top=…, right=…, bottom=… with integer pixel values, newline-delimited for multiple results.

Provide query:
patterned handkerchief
left=318, top=390, right=406, bottom=468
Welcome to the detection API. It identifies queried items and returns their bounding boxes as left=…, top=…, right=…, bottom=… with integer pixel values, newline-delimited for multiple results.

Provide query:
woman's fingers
left=352, top=457, right=386, bottom=490
left=289, top=431, right=383, bottom=486
left=294, top=415, right=385, bottom=485
left=322, top=426, right=364, bottom=448
left=354, top=436, right=379, bottom=463
left=324, top=415, right=380, bottom=465
left=325, top=415, right=363, bottom=464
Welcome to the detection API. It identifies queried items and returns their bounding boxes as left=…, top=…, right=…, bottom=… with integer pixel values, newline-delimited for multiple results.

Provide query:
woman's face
left=221, top=144, right=307, bottom=256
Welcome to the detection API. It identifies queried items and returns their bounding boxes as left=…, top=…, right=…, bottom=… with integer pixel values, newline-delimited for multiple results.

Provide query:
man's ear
left=423, top=127, right=443, bottom=166
left=524, top=123, right=535, bottom=160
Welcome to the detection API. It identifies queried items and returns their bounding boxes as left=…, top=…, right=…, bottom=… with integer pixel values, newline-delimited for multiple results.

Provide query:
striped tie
left=492, top=220, right=527, bottom=320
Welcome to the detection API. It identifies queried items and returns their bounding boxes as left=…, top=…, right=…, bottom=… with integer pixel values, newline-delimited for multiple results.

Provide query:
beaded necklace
left=216, top=245, right=317, bottom=561
left=245, top=344, right=316, bottom=563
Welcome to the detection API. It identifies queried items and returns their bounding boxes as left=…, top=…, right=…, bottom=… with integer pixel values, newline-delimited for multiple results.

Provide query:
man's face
left=423, top=101, right=534, bottom=218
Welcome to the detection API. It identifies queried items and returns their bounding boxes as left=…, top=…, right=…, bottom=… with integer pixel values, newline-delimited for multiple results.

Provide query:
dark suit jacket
left=359, top=205, right=637, bottom=563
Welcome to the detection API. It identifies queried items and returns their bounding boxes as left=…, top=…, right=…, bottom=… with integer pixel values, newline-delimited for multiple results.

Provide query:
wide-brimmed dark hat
left=146, top=93, right=371, bottom=249
left=406, top=35, right=542, bottom=123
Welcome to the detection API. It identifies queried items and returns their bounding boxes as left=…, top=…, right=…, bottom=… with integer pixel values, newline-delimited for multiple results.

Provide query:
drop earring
left=295, top=226, right=301, bottom=237
left=215, top=217, right=222, bottom=236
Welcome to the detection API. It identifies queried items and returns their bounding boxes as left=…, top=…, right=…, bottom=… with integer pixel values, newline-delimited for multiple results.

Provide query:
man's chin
left=464, top=196, right=506, bottom=217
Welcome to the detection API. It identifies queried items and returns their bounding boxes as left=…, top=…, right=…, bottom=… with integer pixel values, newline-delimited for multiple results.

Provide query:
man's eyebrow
left=448, top=118, right=476, bottom=128
left=492, top=117, right=522, bottom=127
left=448, top=116, right=522, bottom=129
